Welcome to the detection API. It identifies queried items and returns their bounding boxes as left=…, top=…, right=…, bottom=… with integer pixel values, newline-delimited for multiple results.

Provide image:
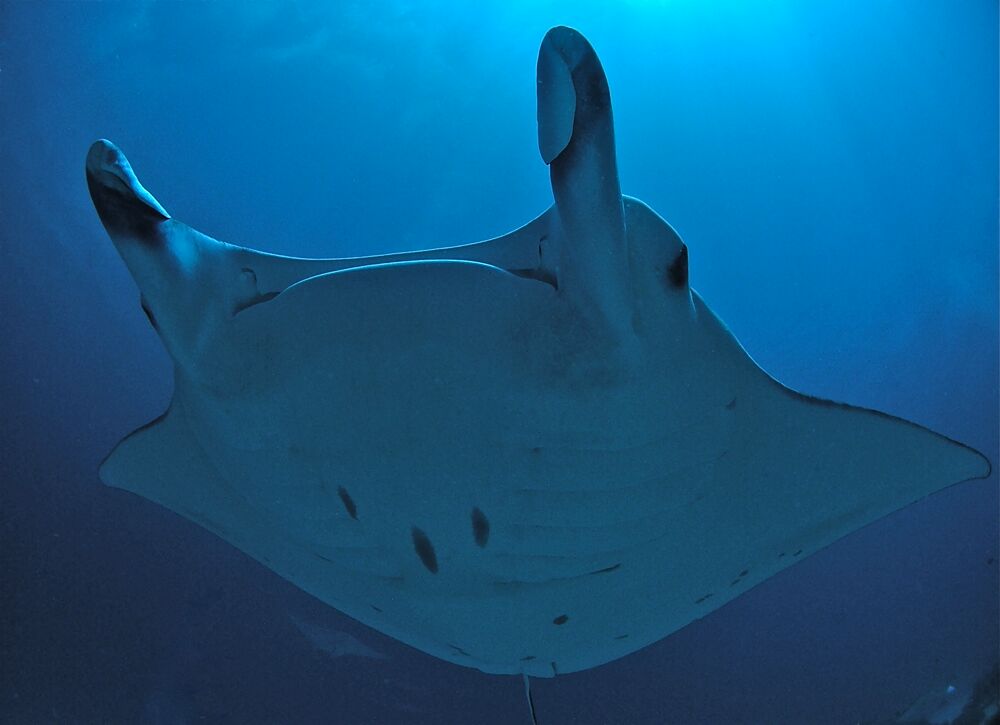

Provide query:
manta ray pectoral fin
left=99, top=401, right=286, bottom=565
left=738, top=374, right=992, bottom=561
left=99, top=406, right=222, bottom=523
left=537, top=27, right=633, bottom=347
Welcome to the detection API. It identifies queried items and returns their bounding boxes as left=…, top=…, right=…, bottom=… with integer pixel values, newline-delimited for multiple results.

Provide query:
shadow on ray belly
left=88, top=25, right=990, bottom=683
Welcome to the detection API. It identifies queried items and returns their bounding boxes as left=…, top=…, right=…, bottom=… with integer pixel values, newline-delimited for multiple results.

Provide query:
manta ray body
left=87, top=27, right=988, bottom=681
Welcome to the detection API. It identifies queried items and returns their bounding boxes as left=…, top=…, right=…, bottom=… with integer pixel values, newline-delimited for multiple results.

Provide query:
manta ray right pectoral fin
left=736, top=372, right=993, bottom=561
left=537, top=27, right=633, bottom=346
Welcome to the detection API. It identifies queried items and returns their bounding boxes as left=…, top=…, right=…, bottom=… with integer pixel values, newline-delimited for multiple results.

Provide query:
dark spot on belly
left=666, top=244, right=689, bottom=288
left=739, top=569, right=749, bottom=577
left=370, top=604, right=383, bottom=613
left=614, top=634, right=629, bottom=640
left=337, top=486, right=358, bottom=520
left=471, top=506, right=490, bottom=547
left=411, top=527, right=438, bottom=573
left=793, top=549, right=803, bottom=557
left=726, top=397, right=737, bottom=410
left=552, top=614, right=569, bottom=625
left=312, top=552, right=333, bottom=563
left=520, top=655, right=536, bottom=661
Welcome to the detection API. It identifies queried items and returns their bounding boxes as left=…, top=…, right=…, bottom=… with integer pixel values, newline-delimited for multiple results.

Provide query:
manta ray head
left=86, top=139, right=266, bottom=373
left=83, top=26, right=695, bottom=389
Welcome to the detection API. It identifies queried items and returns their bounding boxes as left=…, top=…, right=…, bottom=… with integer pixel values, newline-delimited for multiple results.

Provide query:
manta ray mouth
left=229, top=243, right=560, bottom=320
left=238, top=256, right=557, bottom=318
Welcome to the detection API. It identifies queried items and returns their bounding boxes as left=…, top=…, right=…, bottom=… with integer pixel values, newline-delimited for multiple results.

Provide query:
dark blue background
left=1, top=2, right=996, bottom=723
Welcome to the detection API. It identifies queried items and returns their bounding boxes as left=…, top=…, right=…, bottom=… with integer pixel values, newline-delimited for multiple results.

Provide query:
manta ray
left=87, top=25, right=988, bottom=718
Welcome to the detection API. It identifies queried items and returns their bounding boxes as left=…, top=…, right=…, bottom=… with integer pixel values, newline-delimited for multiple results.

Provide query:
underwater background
left=0, top=2, right=996, bottom=723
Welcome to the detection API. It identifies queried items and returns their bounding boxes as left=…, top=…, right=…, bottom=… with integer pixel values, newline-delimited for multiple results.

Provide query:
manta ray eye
left=666, top=244, right=688, bottom=289
left=232, top=267, right=280, bottom=316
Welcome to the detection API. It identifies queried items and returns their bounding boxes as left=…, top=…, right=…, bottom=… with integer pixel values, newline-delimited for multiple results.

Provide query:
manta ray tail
left=523, top=672, right=539, bottom=725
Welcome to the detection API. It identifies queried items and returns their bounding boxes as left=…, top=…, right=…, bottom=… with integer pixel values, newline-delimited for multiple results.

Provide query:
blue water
left=1, top=2, right=996, bottom=723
